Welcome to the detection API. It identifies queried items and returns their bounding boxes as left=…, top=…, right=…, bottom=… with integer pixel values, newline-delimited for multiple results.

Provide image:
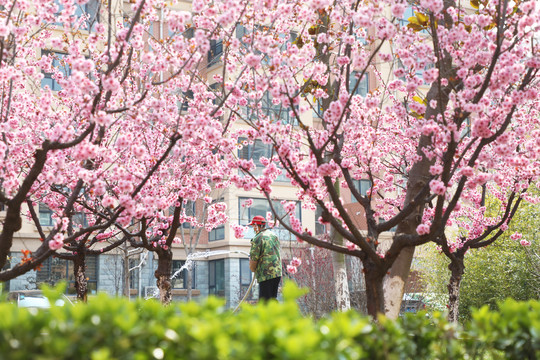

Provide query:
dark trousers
left=259, top=277, right=281, bottom=301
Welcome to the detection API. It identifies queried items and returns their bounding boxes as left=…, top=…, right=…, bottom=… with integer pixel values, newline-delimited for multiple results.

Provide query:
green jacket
left=250, top=229, right=282, bottom=282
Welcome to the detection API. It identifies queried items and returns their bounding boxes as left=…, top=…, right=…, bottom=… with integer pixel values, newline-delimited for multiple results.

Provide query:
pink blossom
left=420, top=0, right=444, bottom=13
left=102, top=196, right=115, bottom=209
left=510, top=232, right=523, bottom=241
left=391, top=3, right=406, bottom=18
left=429, top=179, right=446, bottom=195
left=286, top=265, right=298, bottom=274
left=245, top=53, right=262, bottom=68
left=102, top=76, right=120, bottom=93
left=520, top=239, right=531, bottom=246
left=423, top=68, right=439, bottom=84
left=429, top=164, right=443, bottom=175
left=336, top=56, right=350, bottom=66
left=290, top=257, right=302, bottom=267
left=416, top=224, right=430, bottom=235
left=49, top=233, right=64, bottom=251
left=232, top=224, right=247, bottom=239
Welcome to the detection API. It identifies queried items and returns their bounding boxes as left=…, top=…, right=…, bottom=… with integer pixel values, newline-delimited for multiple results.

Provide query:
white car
left=7, top=290, right=73, bottom=309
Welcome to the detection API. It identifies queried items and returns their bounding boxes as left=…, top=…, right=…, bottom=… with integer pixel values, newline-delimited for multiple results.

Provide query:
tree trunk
left=332, top=250, right=351, bottom=311
left=364, top=259, right=386, bottom=317
left=73, top=254, right=88, bottom=302
left=155, top=249, right=172, bottom=305
left=384, top=246, right=415, bottom=318
left=123, top=253, right=131, bottom=298
left=186, top=268, right=192, bottom=301
left=447, top=257, right=465, bottom=323
left=330, top=180, right=350, bottom=311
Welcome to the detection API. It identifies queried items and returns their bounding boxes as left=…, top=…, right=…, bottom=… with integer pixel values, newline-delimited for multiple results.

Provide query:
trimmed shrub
left=0, top=282, right=539, bottom=359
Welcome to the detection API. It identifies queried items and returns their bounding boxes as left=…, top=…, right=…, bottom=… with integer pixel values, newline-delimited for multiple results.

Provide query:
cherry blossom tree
left=0, top=0, right=233, bottom=304
left=189, top=0, right=540, bottom=317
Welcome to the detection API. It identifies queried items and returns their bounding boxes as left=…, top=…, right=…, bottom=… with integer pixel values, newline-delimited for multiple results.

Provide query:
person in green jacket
left=248, top=215, right=282, bottom=301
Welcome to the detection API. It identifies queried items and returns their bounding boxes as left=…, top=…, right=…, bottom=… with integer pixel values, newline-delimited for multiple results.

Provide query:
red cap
left=248, top=215, right=266, bottom=226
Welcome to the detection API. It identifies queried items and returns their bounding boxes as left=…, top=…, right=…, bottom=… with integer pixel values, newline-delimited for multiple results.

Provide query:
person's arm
left=249, top=259, right=257, bottom=272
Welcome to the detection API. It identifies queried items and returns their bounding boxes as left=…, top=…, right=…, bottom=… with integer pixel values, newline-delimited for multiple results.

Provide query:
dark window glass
left=208, top=39, right=223, bottom=66
left=72, top=212, right=88, bottom=227
left=239, top=258, right=255, bottom=300
left=352, top=179, right=372, bottom=202
left=209, top=225, right=225, bottom=241
left=182, top=201, right=197, bottom=228
left=315, top=205, right=327, bottom=235
left=179, top=90, right=193, bottom=112
left=208, top=259, right=225, bottom=296
left=172, top=260, right=191, bottom=289
left=39, top=203, right=54, bottom=227
left=128, top=258, right=139, bottom=291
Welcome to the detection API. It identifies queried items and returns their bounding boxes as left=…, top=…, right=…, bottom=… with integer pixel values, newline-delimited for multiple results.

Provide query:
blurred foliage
left=0, top=281, right=539, bottom=359
left=416, top=187, right=540, bottom=322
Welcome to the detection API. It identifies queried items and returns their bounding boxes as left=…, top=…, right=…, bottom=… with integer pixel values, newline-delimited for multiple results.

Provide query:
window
left=172, top=260, right=192, bottom=289
left=315, top=205, right=328, bottom=235
left=128, top=258, right=139, bottom=291
left=245, top=91, right=294, bottom=125
left=208, top=259, right=225, bottom=296
left=179, top=90, right=193, bottom=112
left=208, top=39, right=223, bottom=67
left=36, top=255, right=98, bottom=295
left=350, top=71, right=369, bottom=96
left=39, top=204, right=54, bottom=227
left=41, top=51, right=70, bottom=91
left=238, top=137, right=288, bottom=182
left=352, top=179, right=372, bottom=202
left=239, top=258, right=254, bottom=300
left=182, top=201, right=197, bottom=228
left=239, top=197, right=301, bottom=241
left=209, top=225, right=225, bottom=241
left=72, top=212, right=88, bottom=227
left=55, top=0, right=100, bottom=31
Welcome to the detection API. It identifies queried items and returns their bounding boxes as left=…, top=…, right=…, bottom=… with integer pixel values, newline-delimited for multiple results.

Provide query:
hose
left=233, top=276, right=256, bottom=313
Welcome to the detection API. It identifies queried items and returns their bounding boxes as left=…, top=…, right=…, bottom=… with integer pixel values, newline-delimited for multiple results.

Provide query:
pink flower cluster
left=231, top=224, right=247, bottom=239
left=416, top=223, right=430, bottom=235
left=286, top=257, right=302, bottom=275
left=49, top=233, right=64, bottom=251
left=429, top=179, right=446, bottom=195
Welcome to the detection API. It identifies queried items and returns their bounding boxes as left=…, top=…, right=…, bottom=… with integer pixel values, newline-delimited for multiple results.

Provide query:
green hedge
left=0, top=282, right=539, bottom=360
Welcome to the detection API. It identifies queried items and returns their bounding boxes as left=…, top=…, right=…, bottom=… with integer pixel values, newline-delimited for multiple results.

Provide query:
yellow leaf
left=413, top=95, right=427, bottom=105
left=407, top=23, right=425, bottom=32
left=415, top=12, right=429, bottom=26
left=408, top=16, right=420, bottom=25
